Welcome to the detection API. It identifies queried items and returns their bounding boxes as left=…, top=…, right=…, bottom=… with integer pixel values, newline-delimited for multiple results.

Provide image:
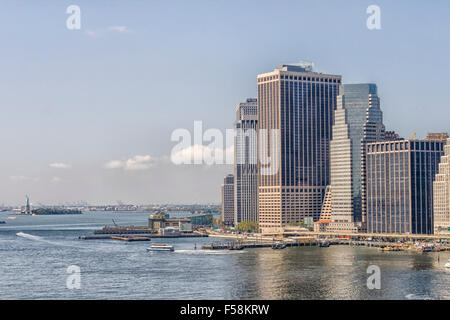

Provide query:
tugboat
left=272, top=243, right=286, bottom=250
left=228, top=243, right=244, bottom=250
left=147, top=244, right=174, bottom=252
left=318, top=241, right=330, bottom=248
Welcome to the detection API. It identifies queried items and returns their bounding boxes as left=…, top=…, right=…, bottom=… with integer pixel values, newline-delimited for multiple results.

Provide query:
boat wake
left=405, top=293, right=433, bottom=300
left=16, top=232, right=90, bottom=250
left=16, top=232, right=43, bottom=241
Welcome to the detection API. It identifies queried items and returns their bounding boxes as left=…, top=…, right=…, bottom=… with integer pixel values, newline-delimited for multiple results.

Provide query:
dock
left=79, top=235, right=151, bottom=242
left=93, top=226, right=209, bottom=237
left=82, top=233, right=208, bottom=240
left=202, top=240, right=316, bottom=250
left=94, top=227, right=153, bottom=235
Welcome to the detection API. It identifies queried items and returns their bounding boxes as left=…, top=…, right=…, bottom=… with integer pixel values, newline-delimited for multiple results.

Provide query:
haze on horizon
left=1, top=0, right=450, bottom=206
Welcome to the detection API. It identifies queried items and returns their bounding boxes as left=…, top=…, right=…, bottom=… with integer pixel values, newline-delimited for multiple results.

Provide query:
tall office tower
left=434, top=138, right=450, bottom=235
left=257, top=63, right=341, bottom=233
left=328, top=84, right=384, bottom=233
left=234, top=98, right=258, bottom=225
left=360, top=90, right=386, bottom=228
left=366, top=140, right=444, bottom=234
left=221, top=174, right=235, bottom=226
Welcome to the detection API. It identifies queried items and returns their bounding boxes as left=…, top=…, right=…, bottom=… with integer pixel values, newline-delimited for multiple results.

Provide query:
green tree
left=236, top=221, right=259, bottom=233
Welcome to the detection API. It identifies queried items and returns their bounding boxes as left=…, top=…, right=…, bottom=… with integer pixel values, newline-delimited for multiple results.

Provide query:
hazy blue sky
left=1, top=0, right=449, bottom=205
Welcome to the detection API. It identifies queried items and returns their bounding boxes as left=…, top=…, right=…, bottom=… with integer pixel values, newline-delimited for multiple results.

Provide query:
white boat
left=445, top=259, right=450, bottom=269
left=147, top=244, right=174, bottom=252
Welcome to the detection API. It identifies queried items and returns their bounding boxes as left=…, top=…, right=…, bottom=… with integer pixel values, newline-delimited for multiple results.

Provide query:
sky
left=1, top=0, right=450, bottom=206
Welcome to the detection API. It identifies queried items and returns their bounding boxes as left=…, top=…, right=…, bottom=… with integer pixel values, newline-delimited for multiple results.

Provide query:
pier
left=83, top=232, right=208, bottom=239
left=79, top=235, right=151, bottom=242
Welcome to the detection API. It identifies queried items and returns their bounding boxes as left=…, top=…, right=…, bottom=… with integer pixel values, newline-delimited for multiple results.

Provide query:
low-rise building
left=314, top=220, right=331, bottom=232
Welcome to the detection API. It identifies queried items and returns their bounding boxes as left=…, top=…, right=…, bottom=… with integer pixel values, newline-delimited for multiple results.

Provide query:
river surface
left=0, top=211, right=449, bottom=300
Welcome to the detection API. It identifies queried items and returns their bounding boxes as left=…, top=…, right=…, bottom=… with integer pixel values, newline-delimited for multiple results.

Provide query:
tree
left=236, top=221, right=259, bottom=233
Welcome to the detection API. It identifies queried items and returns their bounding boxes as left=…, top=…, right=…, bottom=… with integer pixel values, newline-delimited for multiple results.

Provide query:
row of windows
left=258, top=74, right=341, bottom=83
left=367, top=141, right=444, bottom=153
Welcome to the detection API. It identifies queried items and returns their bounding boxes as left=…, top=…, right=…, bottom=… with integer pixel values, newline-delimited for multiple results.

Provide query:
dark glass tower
left=366, top=140, right=444, bottom=234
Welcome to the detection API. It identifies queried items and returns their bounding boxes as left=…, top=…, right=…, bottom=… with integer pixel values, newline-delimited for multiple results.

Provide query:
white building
left=434, top=138, right=450, bottom=235
left=327, top=84, right=384, bottom=233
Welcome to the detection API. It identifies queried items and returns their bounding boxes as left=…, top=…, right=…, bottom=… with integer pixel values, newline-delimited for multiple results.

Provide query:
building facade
left=366, top=140, right=444, bottom=234
left=234, top=98, right=258, bottom=225
left=257, top=63, right=341, bottom=233
left=434, top=138, right=450, bottom=235
left=328, top=84, right=384, bottom=233
left=426, top=132, right=449, bottom=143
left=360, top=90, right=386, bottom=229
left=221, top=174, right=235, bottom=226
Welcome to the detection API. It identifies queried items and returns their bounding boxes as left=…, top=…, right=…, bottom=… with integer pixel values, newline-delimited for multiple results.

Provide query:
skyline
left=2, top=0, right=450, bottom=205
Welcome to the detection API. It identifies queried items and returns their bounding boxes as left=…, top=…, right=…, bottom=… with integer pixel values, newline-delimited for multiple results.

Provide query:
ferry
left=147, top=244, right=174, bottom=252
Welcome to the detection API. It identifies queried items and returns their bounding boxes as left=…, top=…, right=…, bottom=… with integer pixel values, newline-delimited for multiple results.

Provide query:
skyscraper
left=257, top=63, right=341, bottom=233
left=360, top=89, right=386, bottom=229
left=434, top=138, right=450, bottom=235
left=366, top=139, right=444, bottom=234
left=234, top=98, right=258, bottom=225
left=221, top=174, right=235, bottom=226
left=327, top=84, right=384, bottom=233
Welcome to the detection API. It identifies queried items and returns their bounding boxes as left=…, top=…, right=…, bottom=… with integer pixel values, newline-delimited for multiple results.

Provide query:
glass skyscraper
left=221, top=174, right=235, bottom=226
left=234, top=98, right=258, bottom=225
left=328, top=84, right=384, bottom=232
left=257, top=63, right=341, bottom=233
left=366, top=140, right=444, bottom=234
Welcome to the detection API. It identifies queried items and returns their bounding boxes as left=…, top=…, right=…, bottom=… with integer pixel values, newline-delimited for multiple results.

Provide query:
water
left=0, top=211, right=449, bottom=300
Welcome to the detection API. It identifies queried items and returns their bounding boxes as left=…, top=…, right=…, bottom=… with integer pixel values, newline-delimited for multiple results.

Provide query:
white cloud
left=105, top=155, right=156, bottom=171
left=85, top=26, right=132, bottom=37
left=105, top=160, right=124, bottom=169
left=10, top=176, right=39, bottom=183
left=49, top=162, right=71, bottom=169
left=171, top=144, right=234, bottom=165
left=107, top=26, right=131, bottom=33
left=51, top=177, right=62, bottom=183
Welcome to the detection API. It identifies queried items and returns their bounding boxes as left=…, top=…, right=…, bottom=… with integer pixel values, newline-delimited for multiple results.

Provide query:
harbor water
left=0, top=211, right=449, bottom=300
